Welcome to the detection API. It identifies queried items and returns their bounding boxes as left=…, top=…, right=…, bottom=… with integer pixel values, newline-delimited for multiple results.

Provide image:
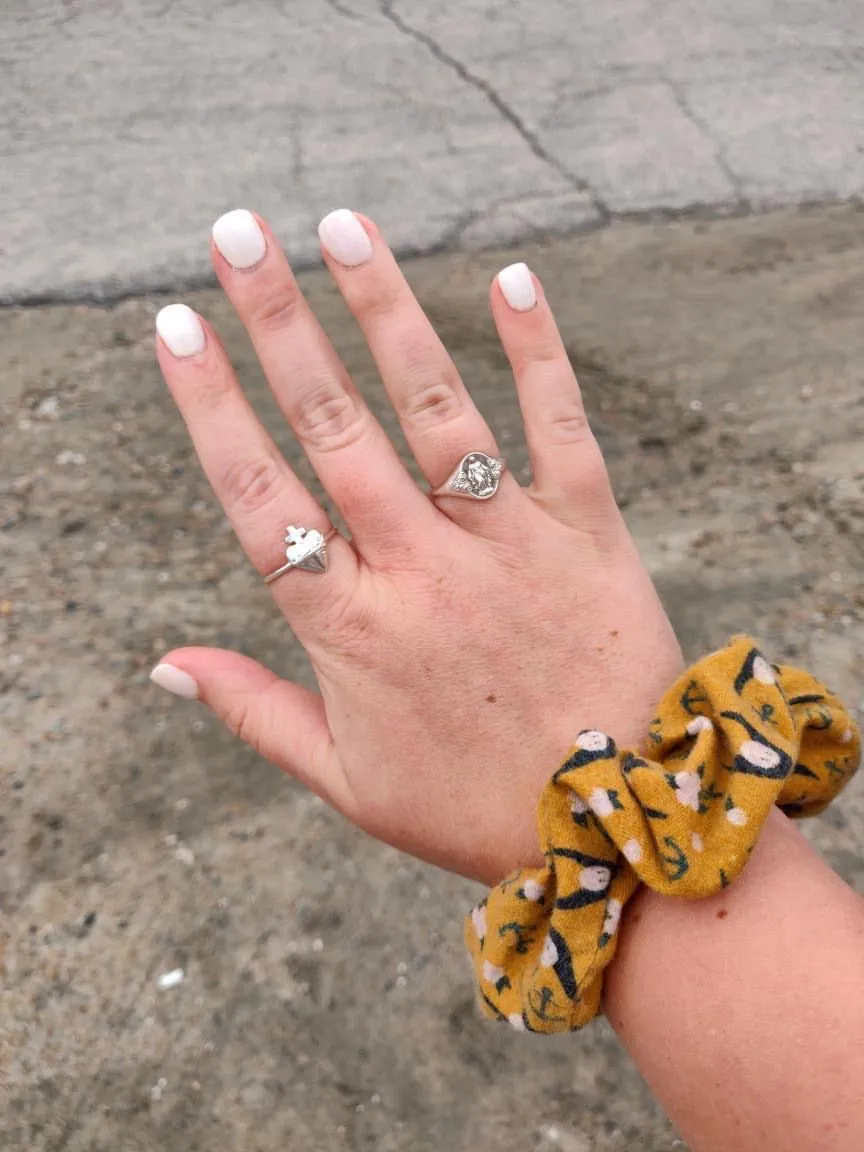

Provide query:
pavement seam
left=5, top=197, right=864, bottom=310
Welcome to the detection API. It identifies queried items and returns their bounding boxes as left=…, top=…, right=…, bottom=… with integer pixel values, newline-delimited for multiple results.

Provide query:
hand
left=152, top=209, right=683, bottom=884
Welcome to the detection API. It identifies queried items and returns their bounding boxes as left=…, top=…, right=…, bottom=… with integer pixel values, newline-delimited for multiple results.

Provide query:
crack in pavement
left=321, top=0, right=366, bottom=23
left=378, top=0, right=611, bottom=223
left=666, top=78, right=750, bottom=209
left=446, top=185, right=591, bottom=247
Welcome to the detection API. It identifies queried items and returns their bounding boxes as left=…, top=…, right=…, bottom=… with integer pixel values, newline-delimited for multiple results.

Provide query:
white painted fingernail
left=156, top=304, right=206, bottom=358
left=150, top=663, right=199, bottom=700
left=212, top=209, right=267, bottom=269
left=318, top=209, right=373, bottom=267
left=497, top=263, right=537, bottom=312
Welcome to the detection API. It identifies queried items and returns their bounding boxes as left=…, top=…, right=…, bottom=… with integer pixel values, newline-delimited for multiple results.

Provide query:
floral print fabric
left=466, top=637, right=861, bottom=1033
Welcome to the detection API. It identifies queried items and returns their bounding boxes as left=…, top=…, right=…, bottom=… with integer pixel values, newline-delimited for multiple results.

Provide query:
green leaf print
left=660, top=836, right=689, bottom=881
left=698, top=778, right=723, bottom=814
left=680, top=681, right=708, bottom=715
left=528, top=986, right=569, bottom=1025
left=498, top=922, right=535, bottom=955
left=825, top=759, right=846, bottom=780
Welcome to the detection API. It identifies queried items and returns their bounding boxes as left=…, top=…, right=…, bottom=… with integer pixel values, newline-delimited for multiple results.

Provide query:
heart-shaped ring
left=264, top=524, right=337, bottom=584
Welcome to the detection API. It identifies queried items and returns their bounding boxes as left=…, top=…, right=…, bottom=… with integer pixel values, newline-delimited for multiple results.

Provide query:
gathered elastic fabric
left=466, top=636, right=861, bottom=1034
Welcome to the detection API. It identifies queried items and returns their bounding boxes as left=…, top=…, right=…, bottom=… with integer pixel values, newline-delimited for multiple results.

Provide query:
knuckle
left=223, top=697, right=261, bottom=753
left=291, top=381, right=366, bottom=454
left=400, top=372, right=464, bottom=427
left=223, top=681, right=281, bottom=760
left=557, top=439, right=612, bottom=500
left=353, top=284, right=402, bottom=327
left=511, top=347, right=560, bottom=379
left=222, top=455, right=285, bottom=517
left=388, top=326, right=465, bottom=426
left=185, top=364, right=235, bottom=415
left=545, top=403, right=592, bottom=446
left=250, top=285, right=304, bottom=333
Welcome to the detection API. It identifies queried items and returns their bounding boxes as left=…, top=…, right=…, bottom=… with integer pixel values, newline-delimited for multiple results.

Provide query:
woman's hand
left=152, top=209, right=682, bottom=884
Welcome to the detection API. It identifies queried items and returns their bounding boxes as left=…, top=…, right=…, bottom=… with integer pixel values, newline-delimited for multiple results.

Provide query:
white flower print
left=589, top=788, right=615, bottom=819
left=570, top=794, right=589, bottom=816
left=752, top=655, right=776, bottom=685
left=471, top=904, right=487, bottom=940
left=522, top=879, right=545, bottom=902
left=579, top=865, right=611, bottom=892
left=483, top=960, right=505, bottom=985
left=508, top=1013, right=527, bottom=1032
left=691, top=832, right=704, bottom=852
left=739, top=740, right=781, bottom=771
left=673, top=770, right=701, bottom=811
left=602, top=899, right=622, bottom=938
left=540, top=934, right=559, bottom=968
left=726, top=806, right=748, bottom=827
left=576, top=729, right=609, bottom=753
left=687, top=715, right=713, bottom=736
left=622, top=838, right=642, bottom=864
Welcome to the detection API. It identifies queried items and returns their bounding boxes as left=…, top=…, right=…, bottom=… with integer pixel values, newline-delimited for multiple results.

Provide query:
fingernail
left=212, top=209, right=267, bottom=270
left=155, top=304, right=206, bottom=358
left=318, top=209, right=373, bottom=268
left=150, top=663, right=199, bottom=700
left=497, top=263, right=537, bottom=312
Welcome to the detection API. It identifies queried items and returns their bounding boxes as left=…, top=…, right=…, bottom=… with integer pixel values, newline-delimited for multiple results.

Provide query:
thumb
left=149, top=647, right=344, bottom=807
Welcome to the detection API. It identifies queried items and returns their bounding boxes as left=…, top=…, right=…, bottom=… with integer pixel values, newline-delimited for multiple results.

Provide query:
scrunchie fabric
left=466, top=637, right=861, bottom=1034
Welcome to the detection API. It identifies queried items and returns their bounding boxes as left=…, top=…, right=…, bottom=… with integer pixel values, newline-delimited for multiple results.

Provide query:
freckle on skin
left=486, top=693, right=497, bottom=704
left=716, top=909, right=728, bottom=920
left=610, top=630, right=619, bottom=638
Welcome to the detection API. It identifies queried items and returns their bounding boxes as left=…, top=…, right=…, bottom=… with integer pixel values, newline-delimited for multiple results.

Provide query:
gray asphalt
left=3, top=0, right=864, bottom=301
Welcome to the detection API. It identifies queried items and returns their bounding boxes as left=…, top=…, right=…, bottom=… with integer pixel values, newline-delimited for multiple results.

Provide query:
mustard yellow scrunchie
left=465, top=637, right=861, bottom=1033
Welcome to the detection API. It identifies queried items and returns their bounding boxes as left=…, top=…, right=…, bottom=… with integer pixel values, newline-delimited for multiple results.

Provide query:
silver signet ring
left=431, top=452, right=506, bottom=501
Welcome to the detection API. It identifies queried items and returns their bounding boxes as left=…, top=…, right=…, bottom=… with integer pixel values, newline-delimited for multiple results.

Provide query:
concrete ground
left=3, top=0, right=864, bottom=301
left=3, top=2, right=864, bottom=1148
left=2, top=204, right=863, bottom=1151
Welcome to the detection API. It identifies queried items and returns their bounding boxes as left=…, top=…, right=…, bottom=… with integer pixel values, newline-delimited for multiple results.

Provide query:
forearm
left=604, top=808, right=864, bottom=1152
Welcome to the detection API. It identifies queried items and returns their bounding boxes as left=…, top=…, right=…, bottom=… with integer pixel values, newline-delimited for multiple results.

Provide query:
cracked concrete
left=664, top=78, right=748, bottom=206
left=379, top=0, right=609, bottom=217
left=3, top=0, right=864, bottom=301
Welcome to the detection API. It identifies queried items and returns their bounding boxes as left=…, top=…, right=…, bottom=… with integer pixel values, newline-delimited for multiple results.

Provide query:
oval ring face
left=435, top=452, right=505, bottom=501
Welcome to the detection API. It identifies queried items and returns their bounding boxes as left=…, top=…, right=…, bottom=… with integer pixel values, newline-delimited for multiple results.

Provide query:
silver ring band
left=265, top=525, right=338, bottom=584
left=431, top=451, right=506, bottom=501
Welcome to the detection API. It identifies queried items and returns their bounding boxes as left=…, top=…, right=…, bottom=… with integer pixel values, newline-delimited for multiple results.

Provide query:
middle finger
left=317, top=210, right=523, bottom=534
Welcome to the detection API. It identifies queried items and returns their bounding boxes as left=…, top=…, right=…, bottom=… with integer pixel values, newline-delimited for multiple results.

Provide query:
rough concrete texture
left=4, top=1, right=864, bottom=300
left=2, top=204, right=863, bottom=1150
